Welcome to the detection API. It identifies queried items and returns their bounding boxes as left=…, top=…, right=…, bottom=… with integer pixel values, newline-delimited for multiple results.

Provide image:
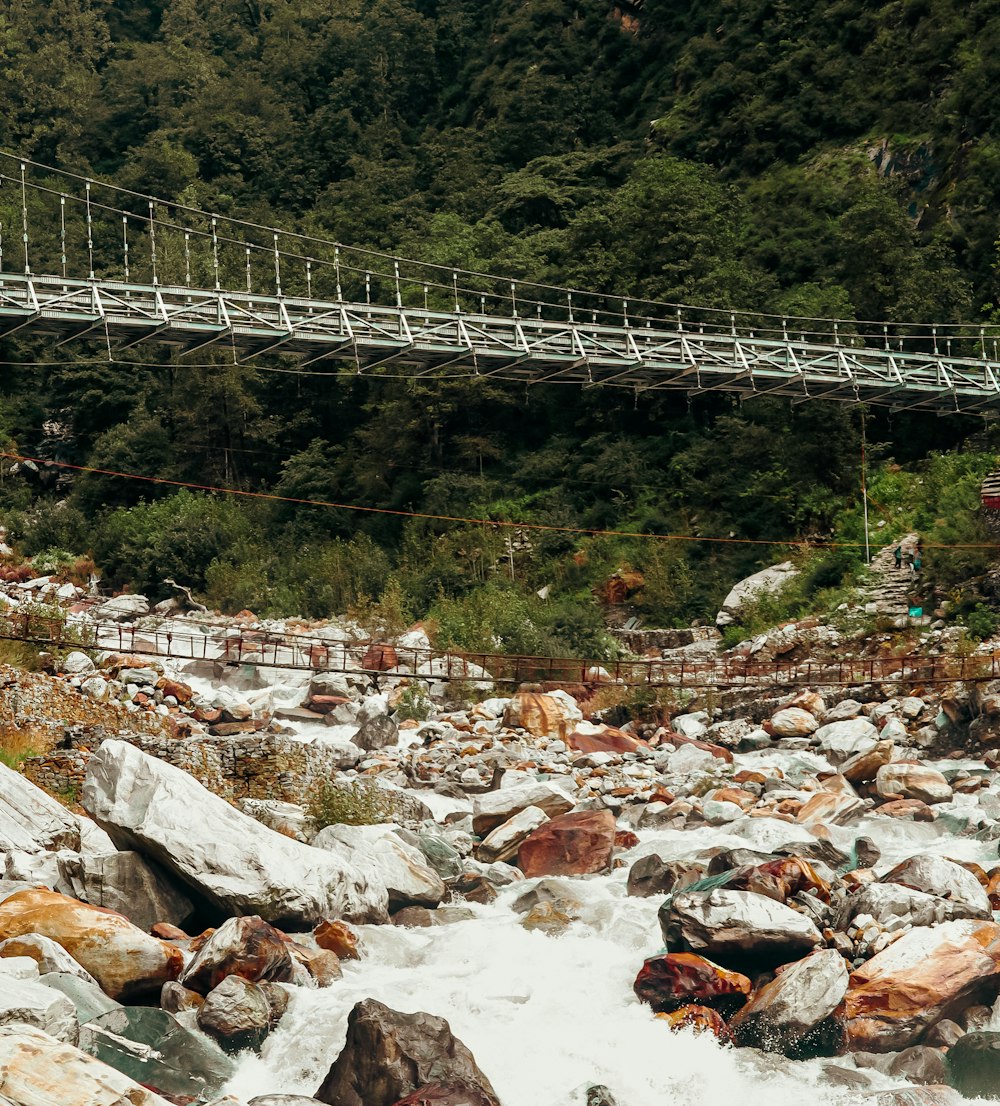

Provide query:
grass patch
left=305, top=778, right=400, bottom=829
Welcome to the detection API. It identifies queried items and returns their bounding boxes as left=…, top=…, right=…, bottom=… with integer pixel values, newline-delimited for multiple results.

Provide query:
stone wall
left=609, top=626, right=719, bottom=654
left=23, top=729, right=353, bottom=805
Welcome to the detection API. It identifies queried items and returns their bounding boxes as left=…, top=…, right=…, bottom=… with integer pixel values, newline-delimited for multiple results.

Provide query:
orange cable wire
left=1, top=450, right=995, bottom=550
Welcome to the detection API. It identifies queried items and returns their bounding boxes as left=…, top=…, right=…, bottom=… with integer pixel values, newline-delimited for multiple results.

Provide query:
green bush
left=963, top=603, right=999, bottom=642
left=305, top=779, right=399, bottom=830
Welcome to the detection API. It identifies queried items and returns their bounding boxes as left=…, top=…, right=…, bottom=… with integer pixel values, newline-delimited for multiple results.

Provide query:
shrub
left=964, top=603, right=999, bottom=642
left=305, top=778, right=399, bottom=829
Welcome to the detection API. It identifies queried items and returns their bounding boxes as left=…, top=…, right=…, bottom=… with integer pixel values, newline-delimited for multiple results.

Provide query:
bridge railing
left=2, top=151, right=999, bottom=367
left=2, top=606, right=998, bottom=691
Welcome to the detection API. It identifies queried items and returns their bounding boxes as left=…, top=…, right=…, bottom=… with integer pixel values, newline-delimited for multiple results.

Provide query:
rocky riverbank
left=5, top=582, right=1000, bottom=1103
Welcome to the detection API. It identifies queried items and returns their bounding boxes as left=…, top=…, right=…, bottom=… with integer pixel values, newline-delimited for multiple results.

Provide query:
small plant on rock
left=305, top=778, right=399, bottom=829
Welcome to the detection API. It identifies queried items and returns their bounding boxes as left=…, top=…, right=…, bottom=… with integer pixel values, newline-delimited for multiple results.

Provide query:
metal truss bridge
left=2, top=152, right=1000, bottom=412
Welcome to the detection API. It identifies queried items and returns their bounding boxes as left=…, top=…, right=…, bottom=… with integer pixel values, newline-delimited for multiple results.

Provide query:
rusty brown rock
left=842, top=919, right=1000, bottom=1052
left=666, top=732, right=734, bottom=763
left=362, top=644, right=399, bottom=671
left=518, top=809, right=616, bottom=878
left=876, top=798, right=937, bottom=821
left=502, top=690, right=578, bottom=737
left=180, top=915, right=295, bottom=995
left=728, top=857, right=831, bottom=904
left=0, top=888, right=182, bottom=1001
left=566, top=726, right=644, bottom=754
left=655, top=1004, right=732, bottom=1041
left=633, top=951, right=751, bottom=1015
left=314, top=919, right=361, bottom=960
left=156, top=677, right=193, bottom=704
left=390, top=1084, right=500, bottom=1106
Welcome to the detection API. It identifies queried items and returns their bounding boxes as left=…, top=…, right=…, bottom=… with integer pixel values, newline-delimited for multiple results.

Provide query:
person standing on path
left=913, top=551, right=922, bottom=574
left=904, top=548, right=915, bottom=575
left=894, top=545, right=902, bottom=569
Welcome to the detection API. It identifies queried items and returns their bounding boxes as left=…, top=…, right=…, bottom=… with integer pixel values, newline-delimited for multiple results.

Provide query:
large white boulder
left=312, top=824, right=446, bottom=910
left=0, top=976, right=78, bottom=1044
left=0, top=762, right=80, bottom=854
left=716, top=562, right=798, bottom=627
left=814, top=718, right=880, bottom=763
left=471, top=781, right=575, bottom=836
left=82, top=741, right=388, bottom=926
left=0, top=1023, right=173, bottom=1105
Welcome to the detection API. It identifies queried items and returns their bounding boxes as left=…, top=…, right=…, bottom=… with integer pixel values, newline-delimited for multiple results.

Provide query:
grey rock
left=353, top=696, right=398, bottom=751
left=661, top=889, right=821, bottom=967
left=312, top=825, right=445, bottom=910
left=197, top=976, right=282, bottom=1053
left=729, top=948, right=848, bottom=1058
left=0, top=761, right=80, bottom=853
left=314, top=998, right=499, bottom=1106
left=55, top=851, right=195, bottom=932
left=0, top=976, right=78, bottom=1044
left=880, top=855, right=991, bottom=920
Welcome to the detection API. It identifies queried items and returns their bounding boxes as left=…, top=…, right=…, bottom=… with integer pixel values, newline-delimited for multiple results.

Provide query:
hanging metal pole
left=85, top=181, right=94, bottom=279
left=211, top=218, right=220, bottom=290
left=861, top=409, right=871, bottom=564
left=60, top=196, right=67, bottom=279
left=148, top=200, right=158, bottom=285
left=122, top=214, right=130, bottom=282
left=19, top=163, right=30, bottom=275
left=184, top=231, right=192, bottom=286
left=335, top=246, right=343, bottom=301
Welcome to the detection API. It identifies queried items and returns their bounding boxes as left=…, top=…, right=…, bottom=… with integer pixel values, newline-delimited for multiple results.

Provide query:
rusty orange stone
left=314, top=919, right=361, bottom=960
left=518, top=809, right=616, bottom=878
left=634, top=952, right=751, bottom=1016
left=655, top=1004, right=733, bottom=1041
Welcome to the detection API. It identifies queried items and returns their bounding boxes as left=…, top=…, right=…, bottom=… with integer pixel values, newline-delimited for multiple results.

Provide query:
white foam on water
left=227, top=866, right=860, bottom=1106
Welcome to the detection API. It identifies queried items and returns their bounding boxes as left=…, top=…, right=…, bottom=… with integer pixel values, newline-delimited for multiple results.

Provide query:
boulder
left=502, top=689, right=581, bottom=737
left=660, top=889, right=821, bottom=969
left=94, top=594, right=150, bottom=621
left=314, top=919, right=360, bottom=960
left=197, top=976, right=284, bottom=1052
left=314, top=998, right=500, bottom=1106
left=0, top=1023, right=174, bottom=1105
left=0, top=761, right=80, bottom=853
left=353, top=696, right=398, bottom=751
left=471, top=782, right=574, bottom=837
left=180, top=915, right=295, bottom=994
left=881, top=856, right=991, bottom=920
left=389, top=1086, right=499, bottom=1106
left=814, top=719, right=880, bottom=764
left=655, top=1005, right=731, bottom=1041
left=794, top=791, right=866, bottom=826
left=55, top=851, right=195, bottom=932
left=61, top=651, right=95, bottom=676
left=82, top=740, right=389, bottom=926
left=312, top=825, right=446, bottom=910
left=729, top=948, right=848, bottom=1058
left=0, top=889, right=181, bottom=1001
left=726, top=857, right=831, bottom=905
left=945, top=1031, right=1000, bottom=1099
left=566, top=724, right=644, bottom=754
left=80, top=1005, right=235, bottom=1100
left=0, top=975, right=78, bottom=1044
left=626, top=856, right=704, bottom=899
left=517, top=810, right=616, bottom=878
left=841, top=740, right=894, bottom=785
left=632, top=952, right=751, bottom=1015
left=0, top=933, right=100, bottom=984
left=716, top=561, right=797, bottom=627
left=475, top=806, right=549, bottom=864
left=768, top=708, right=819, bottom=738
left=842, top=919, right=1000, bottom=1051
left=876, top=764, right=953, bottom=805
left=839, top=883, right=986, bottom=930
left=38, top=971, right=120, bottom=1023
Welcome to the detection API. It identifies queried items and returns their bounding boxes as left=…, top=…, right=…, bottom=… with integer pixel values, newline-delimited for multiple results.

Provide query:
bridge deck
left=1, top=273, right=998, bottom=412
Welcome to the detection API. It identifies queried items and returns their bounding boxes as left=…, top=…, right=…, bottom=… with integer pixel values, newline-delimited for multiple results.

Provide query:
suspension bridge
left=2, top=153, right=1000, bottom=413
left=2, top=608, right=998, bottom=692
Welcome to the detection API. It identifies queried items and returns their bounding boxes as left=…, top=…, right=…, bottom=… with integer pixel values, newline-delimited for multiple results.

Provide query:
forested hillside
left=2, top=0, right=1000, bottom=653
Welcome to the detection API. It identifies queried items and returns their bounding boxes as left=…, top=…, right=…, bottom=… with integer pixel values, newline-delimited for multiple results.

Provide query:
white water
left=226, top=862, right=864, bottom=1106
